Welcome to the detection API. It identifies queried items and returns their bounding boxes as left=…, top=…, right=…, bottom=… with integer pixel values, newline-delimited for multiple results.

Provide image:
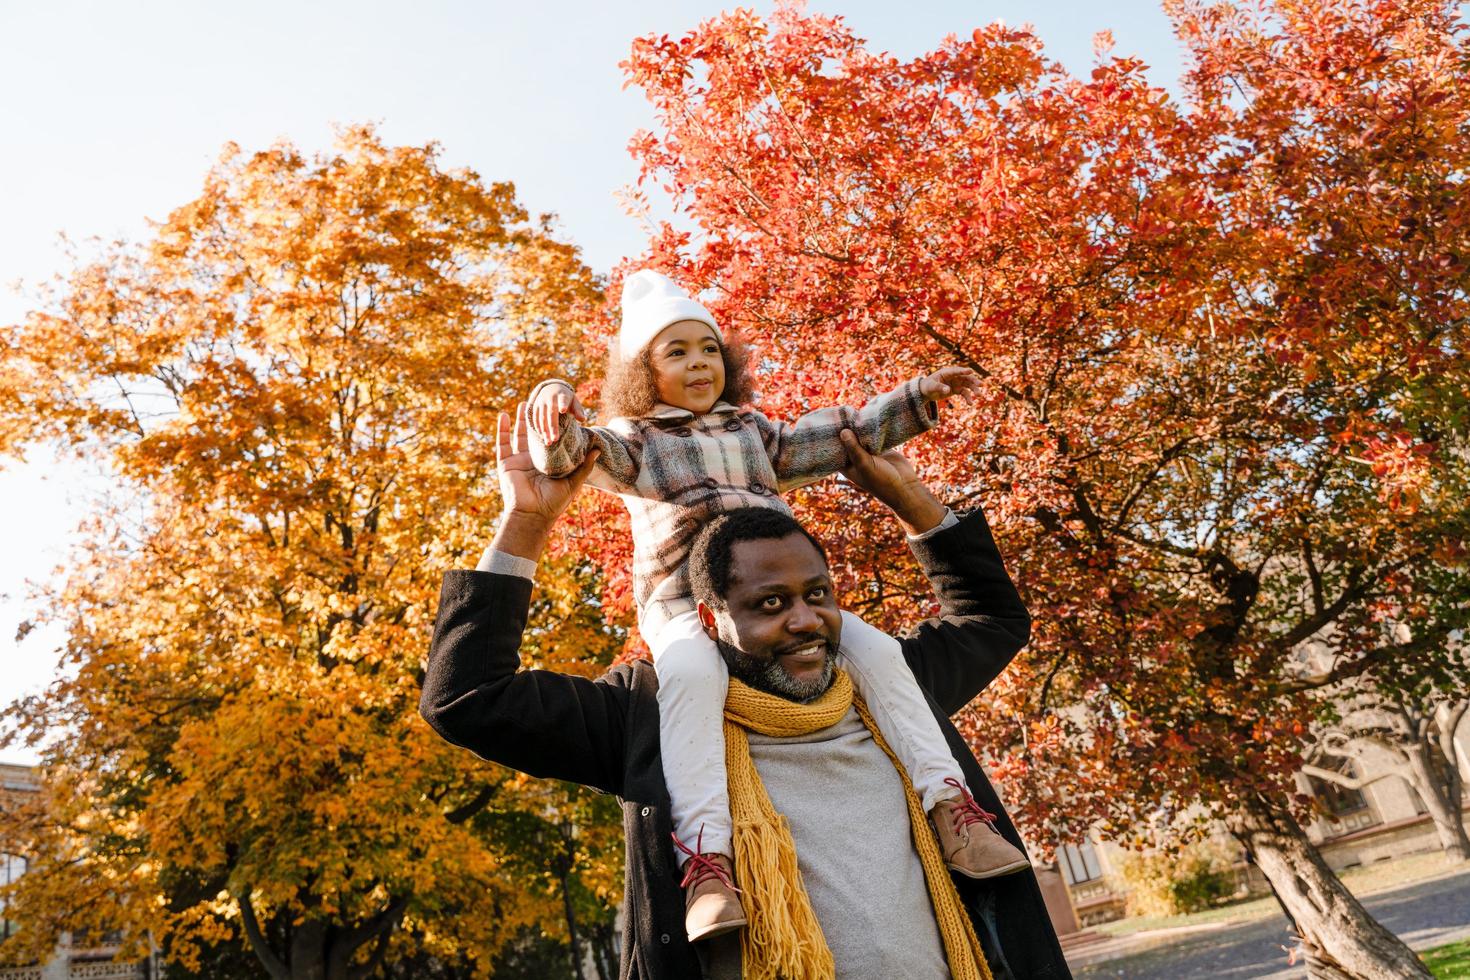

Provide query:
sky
left=0, top=0, right=1186, bottom=764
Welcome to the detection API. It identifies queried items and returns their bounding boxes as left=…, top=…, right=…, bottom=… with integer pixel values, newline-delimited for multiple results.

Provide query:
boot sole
left=949, top=859, right=1032, bottom=880
left=687, top=916, right=748, bottom=943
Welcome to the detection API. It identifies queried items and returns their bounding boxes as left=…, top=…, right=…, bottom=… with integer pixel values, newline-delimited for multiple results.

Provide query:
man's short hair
left=688, top=507, right=828, bottom=610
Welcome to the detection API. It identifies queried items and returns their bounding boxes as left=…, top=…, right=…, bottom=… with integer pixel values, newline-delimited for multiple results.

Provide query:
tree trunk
left=238, top=888, right=406, bottom=980
left=589, top=920, right=617, bottom=980
left=1403, top=743, right=1470, bottom=863
left=557, top=825, right=588, bottom=980
left=1227, top=796, right=1430, bottom=979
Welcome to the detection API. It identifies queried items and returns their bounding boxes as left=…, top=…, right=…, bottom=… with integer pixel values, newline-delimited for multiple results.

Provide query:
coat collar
left=645, top=401, right=740, bottom=422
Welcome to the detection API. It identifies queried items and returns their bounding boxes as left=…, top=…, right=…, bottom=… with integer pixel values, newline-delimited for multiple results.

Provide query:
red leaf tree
left=620, top=2, right=1470, bottom=976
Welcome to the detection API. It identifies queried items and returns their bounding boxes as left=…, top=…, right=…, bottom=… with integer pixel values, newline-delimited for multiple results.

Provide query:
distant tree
left=0, top=127, right=622, bottom=979
left=1304, top=666, right=1469, bottom=862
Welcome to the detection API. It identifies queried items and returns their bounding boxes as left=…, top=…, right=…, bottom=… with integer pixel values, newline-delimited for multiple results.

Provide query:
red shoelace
left=672, top=827, right=740, bottom=892
left=943, top=777, right=999, bottom=833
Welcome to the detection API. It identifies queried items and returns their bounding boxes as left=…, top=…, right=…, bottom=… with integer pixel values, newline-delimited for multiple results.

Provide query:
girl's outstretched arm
left=756, top=367, right=980, bottom=492
left=525, top=379, right=641, bottom=491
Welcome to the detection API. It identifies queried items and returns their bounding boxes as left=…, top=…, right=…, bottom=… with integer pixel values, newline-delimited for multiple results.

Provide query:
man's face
left=697, top=533, right=844, bottom=702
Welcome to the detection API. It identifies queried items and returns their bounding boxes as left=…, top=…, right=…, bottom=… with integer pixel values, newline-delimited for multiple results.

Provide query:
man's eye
left=760, top=596, right=783, bottom=610
left=808, top=587, right=829, bottom=600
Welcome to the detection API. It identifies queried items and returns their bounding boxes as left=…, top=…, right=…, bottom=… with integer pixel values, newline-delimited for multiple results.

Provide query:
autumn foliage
left=619, top=1, right=1467, bottom=973
left=1, top=1, right=1468, bottom=978
left=0, top=129, right=621, bottom=977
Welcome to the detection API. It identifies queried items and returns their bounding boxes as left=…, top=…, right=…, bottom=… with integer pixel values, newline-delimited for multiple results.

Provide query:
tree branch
left=444, top=784, right=497, bottom=825
left=237, top=889, right=290, bottom=980
left=1277, top=565, right=1372, bottom=649
left=347, top=927, right=394, bottom=980
left=1300, top=764, right=1396, bottom=792
left=336, top=894, right=408, bottom=959
left=1283, top=623, right=1456, bottom=694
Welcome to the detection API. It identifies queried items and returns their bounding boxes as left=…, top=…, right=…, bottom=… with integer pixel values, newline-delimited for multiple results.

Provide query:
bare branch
left=1300, top=764, right=1396, bottom=792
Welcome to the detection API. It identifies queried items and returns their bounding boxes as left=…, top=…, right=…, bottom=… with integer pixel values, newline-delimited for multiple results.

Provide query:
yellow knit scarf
left=723, top=669, right=992, bottom=980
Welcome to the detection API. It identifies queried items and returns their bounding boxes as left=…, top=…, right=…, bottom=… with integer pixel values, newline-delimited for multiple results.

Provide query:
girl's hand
left=531, top=381, right=588, bottom=444
left=919, top=366, right=981, bottom=403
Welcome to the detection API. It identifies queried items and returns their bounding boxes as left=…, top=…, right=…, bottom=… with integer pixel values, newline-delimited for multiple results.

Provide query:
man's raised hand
left=839, top=429, right=946, bottom=536
left=530, top=382, right=588, bottom=444
left=496, top=403, right=600, bottom=530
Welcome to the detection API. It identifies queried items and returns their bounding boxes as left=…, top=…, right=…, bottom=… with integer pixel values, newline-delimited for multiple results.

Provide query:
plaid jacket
left=528, top=377, right=938, bottom=633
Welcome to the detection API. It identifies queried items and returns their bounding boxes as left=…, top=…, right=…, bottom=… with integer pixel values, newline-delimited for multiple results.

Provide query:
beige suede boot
left=674, top=834, right=746, bottom=942
left=930, top=777, right=1031, bottom=879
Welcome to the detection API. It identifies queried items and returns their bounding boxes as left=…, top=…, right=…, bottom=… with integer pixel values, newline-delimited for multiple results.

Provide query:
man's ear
left=696, top=601, right=719, bottom=642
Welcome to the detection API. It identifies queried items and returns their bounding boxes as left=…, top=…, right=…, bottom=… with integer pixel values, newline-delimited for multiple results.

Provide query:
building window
left=1059, top=840, right=1103, bottom=885
left=2, top=852, right=26, bottom=941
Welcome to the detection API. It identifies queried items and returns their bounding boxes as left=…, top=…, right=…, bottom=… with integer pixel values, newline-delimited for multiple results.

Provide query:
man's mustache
left=773, top=634, right=833, bottom=656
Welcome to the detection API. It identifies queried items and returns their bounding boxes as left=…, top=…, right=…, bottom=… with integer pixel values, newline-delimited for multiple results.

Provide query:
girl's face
left=649, top=319, right=725, bottom=414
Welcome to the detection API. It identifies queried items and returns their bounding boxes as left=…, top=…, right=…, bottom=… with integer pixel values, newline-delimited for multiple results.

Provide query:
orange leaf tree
left=621, top=2, right=1469, bottom=976
left=0, top=128, right=624, bottom=979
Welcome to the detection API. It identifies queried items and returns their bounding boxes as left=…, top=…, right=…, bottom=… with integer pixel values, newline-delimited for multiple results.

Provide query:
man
left=420, top=406, right=1071, bottom=979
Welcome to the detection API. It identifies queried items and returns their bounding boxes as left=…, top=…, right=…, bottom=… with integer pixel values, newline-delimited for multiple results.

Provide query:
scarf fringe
left=729, top=724, right=835, bottom=979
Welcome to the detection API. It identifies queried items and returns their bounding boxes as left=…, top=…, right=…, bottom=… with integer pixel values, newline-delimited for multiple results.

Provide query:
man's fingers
left=495, top=410, right=512, bottom=464
left=839, top=428, right=868, bottom=465
left=571, top=397, right=588, bottom=422
left=514, top=402, right=530, bottom=455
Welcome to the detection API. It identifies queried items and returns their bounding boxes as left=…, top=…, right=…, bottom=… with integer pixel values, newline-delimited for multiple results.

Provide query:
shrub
left=1117, top=840, right=1238, bottom=917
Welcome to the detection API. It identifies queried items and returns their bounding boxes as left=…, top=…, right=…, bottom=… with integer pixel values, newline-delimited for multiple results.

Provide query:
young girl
left=527, top=270, right=1028, bottom=941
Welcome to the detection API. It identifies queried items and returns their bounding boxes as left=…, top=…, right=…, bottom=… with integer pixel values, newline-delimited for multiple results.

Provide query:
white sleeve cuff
left=475, top=549, right=538, bottom=580
left=906, top=507, right=959, bottom=542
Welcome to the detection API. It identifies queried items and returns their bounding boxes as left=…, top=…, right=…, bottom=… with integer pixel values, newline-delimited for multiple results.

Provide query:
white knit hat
left=618, top=270, right=721, bottom=361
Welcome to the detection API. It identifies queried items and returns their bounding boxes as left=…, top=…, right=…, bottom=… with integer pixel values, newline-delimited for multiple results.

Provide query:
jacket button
left=640, top=806, right=651, bottom=816
left=703, top=477, right=719, bottom=490
left=672, top=426, right=693, bottom=437
left=724, top=419, right=743, bottom=432
left=660, top=933, right=671, bottom=944
left=748, top=481, right=766, bottom=495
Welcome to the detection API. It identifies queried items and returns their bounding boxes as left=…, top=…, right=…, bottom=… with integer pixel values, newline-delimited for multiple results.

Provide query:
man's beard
left=716, top=636, right=837, bottom=703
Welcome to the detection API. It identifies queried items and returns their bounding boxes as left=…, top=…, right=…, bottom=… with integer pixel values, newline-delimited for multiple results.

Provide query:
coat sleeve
left=898, top=509, right=1032, bottom=716
left=752, top=378, right=938, bottom=493
left=526, top=379, right=641, bottom=492
left=419, top=568, right=630, bottom=795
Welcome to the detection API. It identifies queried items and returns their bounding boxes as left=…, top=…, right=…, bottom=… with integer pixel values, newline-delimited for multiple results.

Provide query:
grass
left=1425, top=938, right=1470, bottom=979
left=1094, top=851, right=1469, bottom=940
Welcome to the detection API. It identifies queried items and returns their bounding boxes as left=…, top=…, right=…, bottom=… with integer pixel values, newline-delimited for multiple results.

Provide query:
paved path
left=1073, top=869, right=1470, bottom=980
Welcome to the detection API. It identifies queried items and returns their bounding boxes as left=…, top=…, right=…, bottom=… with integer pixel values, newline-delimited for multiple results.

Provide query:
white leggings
left=652, top=609, right=965, bottom=861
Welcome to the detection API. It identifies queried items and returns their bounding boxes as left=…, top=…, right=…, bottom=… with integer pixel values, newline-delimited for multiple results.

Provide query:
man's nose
left=785, top=600, right=822, bottom=634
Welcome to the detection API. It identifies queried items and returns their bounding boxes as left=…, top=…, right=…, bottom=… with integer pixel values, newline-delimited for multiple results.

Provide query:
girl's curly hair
left=600, top=332, right=754, bottom=420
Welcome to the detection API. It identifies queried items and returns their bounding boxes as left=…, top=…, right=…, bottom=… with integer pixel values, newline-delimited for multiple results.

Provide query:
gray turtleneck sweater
left=701, top=705, right=950, bottom=980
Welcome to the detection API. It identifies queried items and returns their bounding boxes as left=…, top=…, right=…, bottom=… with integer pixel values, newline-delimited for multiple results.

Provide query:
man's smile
left=776, top=639, right=832, bottom=667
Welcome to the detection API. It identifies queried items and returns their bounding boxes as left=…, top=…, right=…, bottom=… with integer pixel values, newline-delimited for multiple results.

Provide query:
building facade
left=0, top=764, right=156, bottom=980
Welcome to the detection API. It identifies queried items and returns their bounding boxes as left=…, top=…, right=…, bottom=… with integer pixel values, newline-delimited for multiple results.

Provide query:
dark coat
left=419, top=510, right=1073, bottom=980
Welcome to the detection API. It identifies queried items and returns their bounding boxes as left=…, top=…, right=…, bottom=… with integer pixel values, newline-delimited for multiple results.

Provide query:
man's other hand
left=839, top=429, right=945, bottom=536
